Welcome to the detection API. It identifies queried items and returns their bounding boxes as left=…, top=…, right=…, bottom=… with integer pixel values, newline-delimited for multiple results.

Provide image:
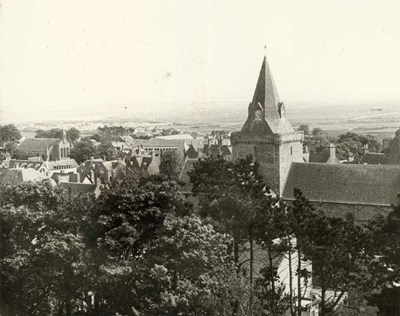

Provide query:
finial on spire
left=264, top=45, right=267, bottom=56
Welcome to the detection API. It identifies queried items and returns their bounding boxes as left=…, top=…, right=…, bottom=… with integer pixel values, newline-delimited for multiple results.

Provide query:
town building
left=0, top=168, right=45, bottom=185
left=232, top=54, right=400, bottom=224
left=15, top=130, right=71, bottom=161
left=78, top=158, right=127, bottom=184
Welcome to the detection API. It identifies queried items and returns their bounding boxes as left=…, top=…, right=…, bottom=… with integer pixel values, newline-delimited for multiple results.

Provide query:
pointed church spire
left=241, top=51, right=294, bottom=135
left=251, top=51, right=281, bottom=122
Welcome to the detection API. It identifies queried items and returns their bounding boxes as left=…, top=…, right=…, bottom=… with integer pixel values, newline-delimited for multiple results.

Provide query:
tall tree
left=364, top=204, right=400, bottom=315
left=70, top=139, right=97, bottom=164
left=159, top=150, right=182, bottom=180
left=189, top=156, right=267, bottom=314
left=0, top=124, right=21, bottom=143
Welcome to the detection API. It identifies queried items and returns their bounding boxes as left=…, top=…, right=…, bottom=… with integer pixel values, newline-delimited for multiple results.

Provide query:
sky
left=2, top=0, right=400, bottom=122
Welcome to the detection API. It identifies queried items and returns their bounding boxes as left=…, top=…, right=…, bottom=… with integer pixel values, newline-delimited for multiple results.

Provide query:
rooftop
left=283, top=162, right=400, bottom=206
left=17, top=138, right=62, bottom=152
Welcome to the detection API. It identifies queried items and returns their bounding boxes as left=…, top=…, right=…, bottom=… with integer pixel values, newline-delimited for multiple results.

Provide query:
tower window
left=290, top=146, right=293, bottom=155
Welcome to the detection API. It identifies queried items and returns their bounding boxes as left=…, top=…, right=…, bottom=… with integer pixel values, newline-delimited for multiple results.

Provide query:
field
left=15, top=102, right=400, bottom=141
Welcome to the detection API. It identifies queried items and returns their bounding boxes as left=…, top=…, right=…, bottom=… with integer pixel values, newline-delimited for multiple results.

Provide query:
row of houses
left=0, top=130, right=233, bottom=197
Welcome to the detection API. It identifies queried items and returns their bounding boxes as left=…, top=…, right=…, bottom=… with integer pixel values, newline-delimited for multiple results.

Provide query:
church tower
left=231, top=54, right=304, bottom=195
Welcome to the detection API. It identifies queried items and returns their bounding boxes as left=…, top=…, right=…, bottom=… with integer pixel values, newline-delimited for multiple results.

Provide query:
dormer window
left=278, top=102, right=285, bottom=118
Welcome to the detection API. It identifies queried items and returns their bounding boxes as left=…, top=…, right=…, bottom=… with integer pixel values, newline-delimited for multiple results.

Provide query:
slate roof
left=186, top=145, right=199, bottom=159
left=241, top=55, right=294, bottom=135
left=46, top=159, right=79, bottom=170
left=309, top=151, right=340, bottom=164
left=0, top=168, right=45, bottom=185
left=131, top=138, right=185, bottom=149
left=362, top=152, right=386, bottom=165
left=17, top=138, right=61, bottom=152
left=283, top=162, right=400, bottom=206
left=9, top=159, right=43, bottom=170
left=309, top=152, right=329, bottom=163
left=60, top=182, right=97, bottom=195
left=155, top=134, right=194, bottom=140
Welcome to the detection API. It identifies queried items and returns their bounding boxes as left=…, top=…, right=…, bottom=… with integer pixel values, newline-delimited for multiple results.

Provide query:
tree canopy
left=0, top=124, right=21, bottom=143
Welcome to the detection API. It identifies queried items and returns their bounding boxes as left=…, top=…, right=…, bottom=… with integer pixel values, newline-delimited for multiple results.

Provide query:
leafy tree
left=0, top=181, right=97, bottom=316
left=96, top=141, right=118, bottom=161
left=297, top=124, right=310, bottom=135
left=67, top=127, right=80, bottom=142
left=97, top=125, right=135, bottom=142
left=0, top=124, right=22, bottom=143
left=159, top=150, right=182, bottom=180
left=35, top=128, right=81, bottom=143
left=70, top=139, right=97, bottom=164
left=189, top=156, right=267, bottom=313
left=364, top=204, right=400, bottom=315
left=311, top=127, right=323, bottom=138
left=253, top=198, right=294, bottom=315
left=89, top=133, right=101, bottom=142
left=294, top=194, right=368, bottom=315
left=35, top=128, right=63, bottom=138
left=335, top=132, right=381, bottom=162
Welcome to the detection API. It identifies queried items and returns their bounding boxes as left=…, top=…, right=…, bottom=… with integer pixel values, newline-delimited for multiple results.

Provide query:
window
left=290, top=146, right=293, bottom=155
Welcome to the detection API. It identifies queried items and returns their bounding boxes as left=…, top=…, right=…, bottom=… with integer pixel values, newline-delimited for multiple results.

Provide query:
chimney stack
left=326, top=143, right=338, bottom=164
left=363, top=144, right=369, bottom=157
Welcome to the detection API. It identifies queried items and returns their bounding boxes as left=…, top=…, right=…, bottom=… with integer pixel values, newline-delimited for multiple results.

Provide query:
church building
left=232, top=54, right=400, bottom=223
left=15, top=130, right=71, bottom=161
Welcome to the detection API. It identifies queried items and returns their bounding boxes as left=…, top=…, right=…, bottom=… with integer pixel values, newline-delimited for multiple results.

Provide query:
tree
left=70, top=139, right=96, bottom=164
left=159, top=150, right=182, bottom=180
left=253, top=197, right=294, bottom=315
left=335, top=132, right=381, bottom=162
left=35, top=128, right=63, bottom=138
left=67, top=127, right=80, bottom=143
left=0, top=124, right=21, bottom=143
left=0, top=181, right=96, bottom=316
left=311, top=127, right=323, bottom=138
left=189, top=156, right=267, bottom=313
left=96, top=141, right=118, bottom=161
left=297, top=124, right=310, bottom=135
left=89, top=133, right=101, bottom=142
left=294, top=193, right=368, bottom=316
left=35, top=128, right=81, bottom=143
left=363, top=204, right=400, bottom=315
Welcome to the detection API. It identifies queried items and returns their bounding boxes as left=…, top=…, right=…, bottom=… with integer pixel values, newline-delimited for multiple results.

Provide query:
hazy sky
left=2, top=0, right=400, bottom=122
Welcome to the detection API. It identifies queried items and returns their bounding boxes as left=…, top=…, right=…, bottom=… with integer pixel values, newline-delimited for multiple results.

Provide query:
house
left=78, top=158, right=127, bottom=184
left=0, top=168, right=45, bottom=185
left=125, top=147, right=160, bottom=177
left=130, top=138, right=186, bottom=157
left=15, top=130, right=71, bottom=161
left=231, top=53, right=400, bottom=224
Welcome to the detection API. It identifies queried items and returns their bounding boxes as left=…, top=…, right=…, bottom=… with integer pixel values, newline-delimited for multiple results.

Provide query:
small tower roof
left=241, top=52, right=294, bottom=135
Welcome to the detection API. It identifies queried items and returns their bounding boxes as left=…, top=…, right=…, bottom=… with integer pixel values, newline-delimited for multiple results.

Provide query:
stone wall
left=308, top=200, right=391, bottom=223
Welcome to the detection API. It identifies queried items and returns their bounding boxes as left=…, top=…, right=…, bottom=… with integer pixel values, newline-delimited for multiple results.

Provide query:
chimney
left=326, top=144, right=337, bottom=164
left=363, top=144, right=369, bottom=157
left=330, top=143, right=336, bottom=157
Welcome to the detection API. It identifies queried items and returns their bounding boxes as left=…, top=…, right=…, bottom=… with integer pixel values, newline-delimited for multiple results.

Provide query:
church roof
left=241, top=55, right=294, bottom=135
left=283, top=162, right=400, bottom=206
left=17, top=138, right=61, bottom=152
